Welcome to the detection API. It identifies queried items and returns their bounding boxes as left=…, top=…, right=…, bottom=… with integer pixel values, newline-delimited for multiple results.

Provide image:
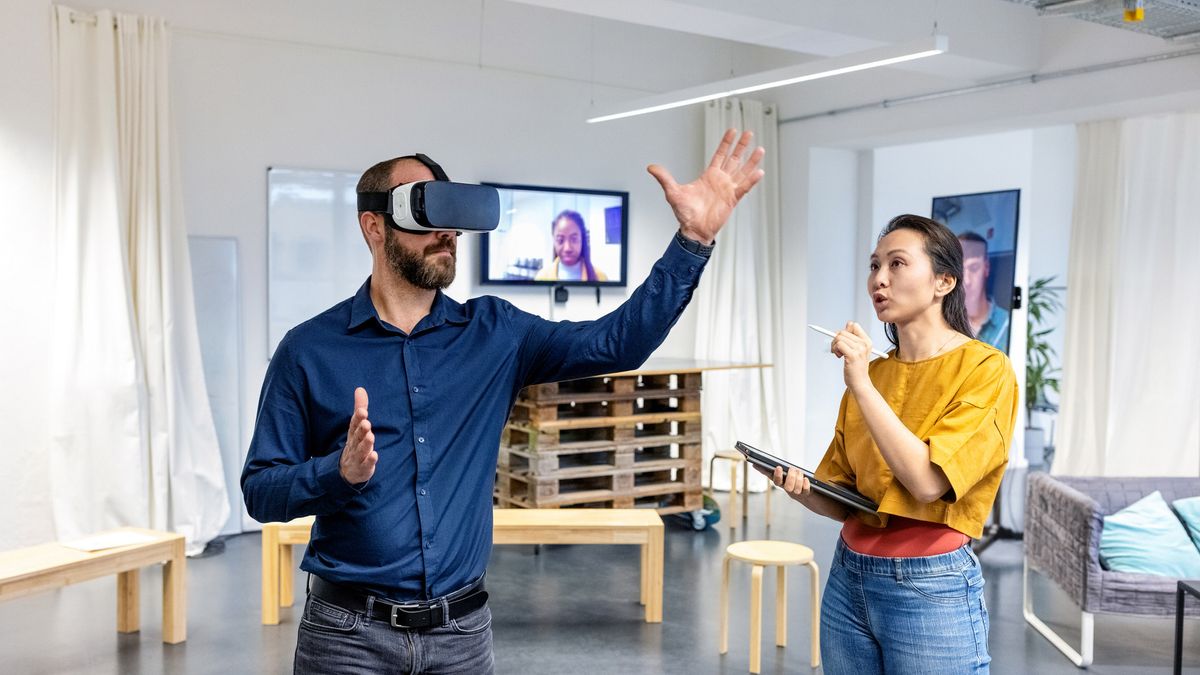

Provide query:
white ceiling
left=506, top=0, right=1200, bottom=141
left=70, top=0, right=1199, bottom=145
left=510, top=0, right=1045, bottom=77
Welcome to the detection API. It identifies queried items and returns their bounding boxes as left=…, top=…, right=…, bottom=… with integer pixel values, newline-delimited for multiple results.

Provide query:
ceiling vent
left=1007, top=0, right=1200, bottom=41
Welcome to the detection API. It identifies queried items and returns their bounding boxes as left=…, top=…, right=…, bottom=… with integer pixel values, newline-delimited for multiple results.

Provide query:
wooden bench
left=262, top=509, right=664, bottom=625
left=0, top=527, right=187, bottom=644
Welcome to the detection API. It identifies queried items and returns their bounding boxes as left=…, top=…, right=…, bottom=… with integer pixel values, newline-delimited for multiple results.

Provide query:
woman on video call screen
left=931, top=189, right=1020, bottom=354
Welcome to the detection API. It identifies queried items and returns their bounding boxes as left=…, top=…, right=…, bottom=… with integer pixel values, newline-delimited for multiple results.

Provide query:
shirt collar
left=426, top=289, right=470, bottom=328
left=348, top=278, right=377, bottom=330
left=348, top=277, right=469, bottom=332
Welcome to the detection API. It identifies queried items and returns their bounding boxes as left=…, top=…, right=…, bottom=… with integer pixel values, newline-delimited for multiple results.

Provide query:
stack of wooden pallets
left=495, top=371, right=703, bottom=514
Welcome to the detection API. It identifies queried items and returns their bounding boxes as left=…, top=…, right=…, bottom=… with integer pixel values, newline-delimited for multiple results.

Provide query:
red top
left=841, top=514, right=970, bottom=558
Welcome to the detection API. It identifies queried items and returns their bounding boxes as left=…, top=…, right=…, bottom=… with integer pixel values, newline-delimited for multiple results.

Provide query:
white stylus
left=808, top=324, right=890, bottom=359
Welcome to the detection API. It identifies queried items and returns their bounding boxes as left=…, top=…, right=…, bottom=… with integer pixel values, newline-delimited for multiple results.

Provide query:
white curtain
left=696, top=98, right=785, bottom=492
left=1056, top=113, right=1200, bottom=477
left=50, top=6, right=228, bottom=554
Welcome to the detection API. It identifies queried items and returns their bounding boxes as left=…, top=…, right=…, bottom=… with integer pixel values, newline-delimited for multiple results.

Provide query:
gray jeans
left=293, top=593, right=495, bottom=674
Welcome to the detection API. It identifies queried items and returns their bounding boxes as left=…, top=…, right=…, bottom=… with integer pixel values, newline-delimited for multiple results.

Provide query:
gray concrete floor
left=1, top=493, right=1197, bottom=674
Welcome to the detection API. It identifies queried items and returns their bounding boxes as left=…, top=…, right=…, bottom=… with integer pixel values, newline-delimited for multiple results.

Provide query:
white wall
left=1026, top=126, right=1077, bottom=447
left=1028, top=127, right=1076, bottom=302
left=800, top=148, right=860, bottom=465
left=0, top=0, right=56, bottom=549
left=0, top=0, right=787, bottom=546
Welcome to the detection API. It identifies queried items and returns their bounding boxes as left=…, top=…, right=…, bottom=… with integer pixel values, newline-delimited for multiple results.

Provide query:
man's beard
left=384, top=229, right=457, bottom=290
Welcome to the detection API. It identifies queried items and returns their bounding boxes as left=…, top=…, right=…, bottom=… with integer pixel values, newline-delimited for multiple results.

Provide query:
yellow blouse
left=814, top=339, right=1019, bottom=539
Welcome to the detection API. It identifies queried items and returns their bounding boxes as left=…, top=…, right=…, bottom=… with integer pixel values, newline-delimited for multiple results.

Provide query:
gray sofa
left=1023, top=473, right=1200, bottom=667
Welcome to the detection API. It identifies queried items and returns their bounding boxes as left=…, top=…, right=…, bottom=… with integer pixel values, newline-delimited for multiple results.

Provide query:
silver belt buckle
left=390, top=602, right=432, bottom=629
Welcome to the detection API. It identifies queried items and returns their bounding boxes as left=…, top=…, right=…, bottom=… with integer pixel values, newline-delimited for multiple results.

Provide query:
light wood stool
left=720, top=540, right=820, bottom=673
left=708, top=450, right=772, bottom=528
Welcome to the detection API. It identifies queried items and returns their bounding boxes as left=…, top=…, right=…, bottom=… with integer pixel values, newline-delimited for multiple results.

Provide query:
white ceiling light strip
left=586, top=35, right=948, bottom=123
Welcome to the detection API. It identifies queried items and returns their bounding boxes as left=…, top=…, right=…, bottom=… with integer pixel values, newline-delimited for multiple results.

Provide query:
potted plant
left=1025, top=276, right=1063, bottom=469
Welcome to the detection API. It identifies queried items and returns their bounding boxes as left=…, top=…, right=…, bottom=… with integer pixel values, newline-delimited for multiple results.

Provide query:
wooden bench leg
left=280, top=543, right=294, bottom=608
left=262, top=525, right=280, bottom=625
left=639, top=539, right=648, bottom=607
left=645, top=525, right=663, bottom=623
left=162, top=539, right=187, bottom=644
left=117, top=569, right=139, bottom=633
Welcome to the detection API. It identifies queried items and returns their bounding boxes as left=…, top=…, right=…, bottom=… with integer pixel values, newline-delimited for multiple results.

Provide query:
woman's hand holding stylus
left=831, top=321, right=875, bottom=393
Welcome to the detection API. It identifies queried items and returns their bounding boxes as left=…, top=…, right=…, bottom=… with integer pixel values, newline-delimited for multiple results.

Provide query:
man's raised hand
left=340, top=387, right=377, bottom=485
left=646, top=128, right=765, bottom=244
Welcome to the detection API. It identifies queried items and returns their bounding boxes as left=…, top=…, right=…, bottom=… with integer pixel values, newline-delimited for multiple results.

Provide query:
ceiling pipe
left=779, top=45, right=1200, bottom=124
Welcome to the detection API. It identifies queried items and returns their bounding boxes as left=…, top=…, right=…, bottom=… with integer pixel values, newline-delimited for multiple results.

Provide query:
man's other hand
left=646, top=128, right=765, bottom=245
left=340, top=387, right=377, bottom=485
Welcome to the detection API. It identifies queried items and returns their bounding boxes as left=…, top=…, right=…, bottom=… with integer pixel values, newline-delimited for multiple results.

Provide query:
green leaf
left=1025, top=274, right=1064, bottom=414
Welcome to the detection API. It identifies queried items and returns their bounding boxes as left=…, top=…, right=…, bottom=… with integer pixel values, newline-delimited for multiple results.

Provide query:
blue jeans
left=293, top=594, right=495, bottom=674
left=820, top=538, right=990, bottom=675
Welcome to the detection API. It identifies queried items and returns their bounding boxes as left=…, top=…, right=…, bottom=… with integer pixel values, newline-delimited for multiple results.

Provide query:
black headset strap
left=410, top=153, right=449, bottom=182
left=356, top=192, right=390, bottom=212
left=356, top=152, right=449, bottom=213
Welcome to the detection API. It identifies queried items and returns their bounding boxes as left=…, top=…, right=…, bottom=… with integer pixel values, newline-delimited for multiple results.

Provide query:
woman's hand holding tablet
left=735, top=441, right=879, bottom=514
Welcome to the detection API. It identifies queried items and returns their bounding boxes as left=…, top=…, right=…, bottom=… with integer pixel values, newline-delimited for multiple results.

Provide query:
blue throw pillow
left=1172, top=496, right=1200, bottom=552
left=1099, top=491, right=1200, bottom=578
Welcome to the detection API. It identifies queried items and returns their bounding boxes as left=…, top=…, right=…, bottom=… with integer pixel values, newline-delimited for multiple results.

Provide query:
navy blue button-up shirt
left=242, top=236, right=709, bottom=600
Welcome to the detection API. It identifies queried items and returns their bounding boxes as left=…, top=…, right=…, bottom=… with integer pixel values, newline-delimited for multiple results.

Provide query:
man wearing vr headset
left=242, top=130, right=764, bottom=674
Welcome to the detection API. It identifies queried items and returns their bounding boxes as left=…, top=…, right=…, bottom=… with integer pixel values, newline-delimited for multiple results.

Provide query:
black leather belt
left=309, top=575, right=488, bottom=630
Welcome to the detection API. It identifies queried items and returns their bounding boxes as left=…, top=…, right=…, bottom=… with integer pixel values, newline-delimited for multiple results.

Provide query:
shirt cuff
left=315, top=446, right=368, bottom=499
left=674, top=230, right=715, bottom=258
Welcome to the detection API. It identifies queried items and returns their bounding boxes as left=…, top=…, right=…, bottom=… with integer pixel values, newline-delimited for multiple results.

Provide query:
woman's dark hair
left=551, top=210, right=596, bottom=281
left=877, top=214, right=974, bottom=350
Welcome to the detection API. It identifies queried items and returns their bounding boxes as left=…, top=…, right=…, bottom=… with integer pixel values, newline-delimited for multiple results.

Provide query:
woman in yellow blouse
left=766, top=214, right=1018, bottom=674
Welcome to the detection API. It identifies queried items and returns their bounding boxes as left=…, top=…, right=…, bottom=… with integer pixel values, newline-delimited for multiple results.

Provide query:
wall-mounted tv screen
left=931, top=189, right=1020, bottom=354
left=479, top=183, right=628, bottom=287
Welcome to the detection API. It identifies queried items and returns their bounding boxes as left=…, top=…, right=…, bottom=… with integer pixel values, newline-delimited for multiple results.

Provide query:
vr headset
left=356, top=153, right=500, bottom=235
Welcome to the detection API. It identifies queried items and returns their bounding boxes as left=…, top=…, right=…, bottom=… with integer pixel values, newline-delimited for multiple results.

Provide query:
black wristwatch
left=675, top=231, right=715, bottom=258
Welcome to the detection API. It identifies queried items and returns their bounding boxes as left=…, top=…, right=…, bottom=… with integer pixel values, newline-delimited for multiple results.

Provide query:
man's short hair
left=356, top=157, right=425, bottom=211
left=957, top=231, right=988, bottom=256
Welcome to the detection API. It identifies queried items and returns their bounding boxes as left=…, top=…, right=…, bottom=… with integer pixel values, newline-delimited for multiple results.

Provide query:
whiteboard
left=267, top=167, right=372, bottom=355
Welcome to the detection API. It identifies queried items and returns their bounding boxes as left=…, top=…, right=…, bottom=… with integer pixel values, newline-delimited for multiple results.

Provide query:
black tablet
left=734, top=441, right=879, bottom=514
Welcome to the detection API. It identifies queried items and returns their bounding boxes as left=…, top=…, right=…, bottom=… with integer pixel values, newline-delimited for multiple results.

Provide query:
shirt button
left=425, top=540, right=433, bottom=549
left=420, top=488, right=427, bottom=496
left=418, top=436, right=426, bottom=443
left=412, top=386, right=419, bottom=393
